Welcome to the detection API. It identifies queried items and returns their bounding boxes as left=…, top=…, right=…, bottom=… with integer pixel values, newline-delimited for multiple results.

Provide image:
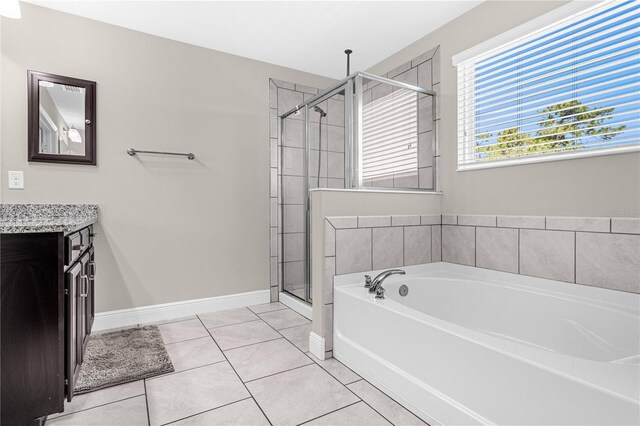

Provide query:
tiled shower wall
left=320, top=213, right=640, bottom=356
left=269, top=79, right=346, bottom=301
left=361, top=46, right=441, bottom=190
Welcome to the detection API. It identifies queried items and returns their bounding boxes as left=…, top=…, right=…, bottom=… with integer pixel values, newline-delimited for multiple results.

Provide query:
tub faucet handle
left=364, top=275, right=372, bottom=288
left=375, top=287, right=385, bottom=299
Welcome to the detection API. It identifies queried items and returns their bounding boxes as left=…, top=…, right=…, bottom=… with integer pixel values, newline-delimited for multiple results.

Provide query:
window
left=361, top=89, right=418, bottom=181
left=454, top=0, right=640, bottom=170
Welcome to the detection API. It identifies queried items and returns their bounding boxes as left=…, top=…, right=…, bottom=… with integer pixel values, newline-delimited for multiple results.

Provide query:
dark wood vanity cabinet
left=1, top=225, right=96, bottom=425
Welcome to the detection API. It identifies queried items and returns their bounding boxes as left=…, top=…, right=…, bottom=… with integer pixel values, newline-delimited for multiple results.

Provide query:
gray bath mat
left=74, top=325, right=174, bottom=394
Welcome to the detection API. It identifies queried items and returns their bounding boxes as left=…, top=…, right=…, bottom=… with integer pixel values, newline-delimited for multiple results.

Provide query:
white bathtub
left=333, top=262, right=640, bottom=425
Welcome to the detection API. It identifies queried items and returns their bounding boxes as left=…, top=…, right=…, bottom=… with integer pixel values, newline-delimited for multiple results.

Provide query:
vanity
left=1, top=204, right=98, bottom=425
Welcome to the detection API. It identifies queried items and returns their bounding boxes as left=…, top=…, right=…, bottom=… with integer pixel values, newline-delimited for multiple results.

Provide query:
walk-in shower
left=278, top=71, right=436, bottom=303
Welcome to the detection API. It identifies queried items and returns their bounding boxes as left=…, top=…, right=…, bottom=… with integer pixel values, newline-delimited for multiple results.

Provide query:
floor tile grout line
left=248, top=306, right=290, bottom=315
left=199, top=317, right=262, bottom=330
left=296, top=400, right=362, bottom=426
left=159, top=397, right=254, bottom=426
left=163, top=334, right=215, bottom=347
left=143, top=379, right=151, bottom=426
left=146, top=360, right=228, bottom=381
left=46, top=394, right=146, bottom=420
left=196, top=316, right=274, bottom=426
left=347, top=379, right=427, bottom=426
left=242, top=362, right=315, bottom=385
left=344, top=379, right=399, bottom=426
left=274, top=321, right=312, bottom=331
left=221, top=336, right=284, bottom=352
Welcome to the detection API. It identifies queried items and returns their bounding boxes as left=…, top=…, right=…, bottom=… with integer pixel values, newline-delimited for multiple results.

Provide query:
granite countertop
left=0, top=204, right=98, bottom=234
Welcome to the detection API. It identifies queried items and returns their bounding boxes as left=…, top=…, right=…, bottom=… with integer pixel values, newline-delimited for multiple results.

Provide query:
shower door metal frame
left=280, top=71, right=436, bottom=304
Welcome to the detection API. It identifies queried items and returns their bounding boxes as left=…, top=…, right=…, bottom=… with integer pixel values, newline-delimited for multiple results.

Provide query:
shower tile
left=258, top=309, right=310, bottom=330
left=328, top=98, right=345, bottom=127
left=47, top=395, right=148, bottom=426
left=283, top=175, right=304, bottom=204
left=611, top=217, right=640, bottom=234
left=309, top=122, right=327, bottom=150
left=284, top=233, right=305, bottom=262
left=310, top=150, right=328, bottom=178
left=323, top=304, right=333, bottom=350
left=417, top=60, right=433, bottom=90
left=325, top=256, right=336, bottom=304
left=458, top=214, right=497, bottom=227
left=347, top=380, right=426, bottom=426
left=327, top=125, right=345, bottom=152
left=270, top=257, right=278, bottom=287
left=432, top=225, right=442, bottom=261
left=418, top=96, right=434, bottom=133
left=146, top=363, right=249, bottom=425
left=387, top=60, right=411, bottom=78
left=283, top=205, right=304, bottom=233
left=209, top=320, right=280, bottom=350
left=164, top=336, right=225, bottom=373
left=225, top=338, right=312, bottom=382
left=520, top=229, right=575, bottom=282
left=246, top=364, right=358, bottom=426
left=394, top=171, right=418, bottom=188
left=336, top=228, right=372, bottom=274
left=325, top=222, right=336, bottom=256
left=272, top=79, right=295, bottom=90
left=433, top=83, right=441, bottom=120
left=269, top=80, right=278, bottom=109
left=392, top=215, right=420, bottom=226
left=270, top=138, right=277, bottom=168
left=418, top=131, right=434, bottom=168
left=327, top=178, right=345, bottom=189
left=295, top=83, right=318, bottom=95
left=546, top=216, right=610, bottom=233
left=270, top=286, right=278, bottom=302
left=496, top=215, right=545, bottom=230
left=277, top=88, right=303, bottom=117
left=411, top=45, right=438, bottom=67
left=358, top=216, right=391, bottom=228
left=158, top=319, right=209, bottom=344
left=372, top=175, right=394, bottom=188
left=282, top=118, right=304, bottom=148
left=576, top=232, right=640, bottom=292
left=284, top=261, right=304, bottom=287
left=305, top=401, right=391, bottom=426
left=282, top=147, right=304, bottom=176
left=421, top=215, right=441, bottom=225
left=373, top=227, right=404, bottom=269
left=404, top=225, right=432, bottom=266
left=270, top=168, right=277, bottom=197
left=393, top=68, right=418, bottom=88
left=328, top=152, right=345, bottom=179
left=279, top=323, right=312, bottom=352
left=170, top=398, right=269, bottom=426
left=442, top=225, right=475, bottom=266
left=269, top=108, right=278, bottom=139
left=372, top=82, right=392, bottom=102
left=199, top=307, right=258, bottom=329
left=432, top=48, right=441, bottom=84
left=435, top=119, right=440, bottom=156
left=476, top=227, right=519, bottom=274
left=419, top=167, right=434, bottom=189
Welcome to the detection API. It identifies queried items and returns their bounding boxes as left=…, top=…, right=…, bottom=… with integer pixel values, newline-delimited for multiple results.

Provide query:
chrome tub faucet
left=364, top=269, right=405, bottom=299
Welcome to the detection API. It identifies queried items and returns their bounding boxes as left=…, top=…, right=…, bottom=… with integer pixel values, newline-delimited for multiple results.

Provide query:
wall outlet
left=8, top=171, right=24, bottom=189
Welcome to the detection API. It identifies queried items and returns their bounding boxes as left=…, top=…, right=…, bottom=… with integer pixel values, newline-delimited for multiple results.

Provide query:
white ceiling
left=25, top=1, right=482, bottom=78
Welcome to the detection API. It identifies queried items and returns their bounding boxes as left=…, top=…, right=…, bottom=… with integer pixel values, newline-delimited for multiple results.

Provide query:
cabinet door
left=86, top=247, right=95, bottom=334
left=65, top=262, right=82, bottom=402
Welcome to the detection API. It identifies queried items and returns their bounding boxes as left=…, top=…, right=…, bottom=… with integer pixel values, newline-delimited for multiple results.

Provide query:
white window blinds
left=456, top=0, right=640, bottom=170
left=362, top=89, right=418, bottom=180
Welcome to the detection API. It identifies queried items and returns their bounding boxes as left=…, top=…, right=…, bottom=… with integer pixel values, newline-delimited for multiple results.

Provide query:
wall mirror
left=28, top=71, right=96, bottom=165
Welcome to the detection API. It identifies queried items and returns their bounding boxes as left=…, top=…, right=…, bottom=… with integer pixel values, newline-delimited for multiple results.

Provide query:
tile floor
left=47, top=303, right=427, bottom=426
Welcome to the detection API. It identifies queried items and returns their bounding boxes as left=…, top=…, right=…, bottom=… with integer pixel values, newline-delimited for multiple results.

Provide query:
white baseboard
left=308, top=331, right=326, bottom=360
left=93, top=289, right=270, bottom=331
left=279, top=292, right=312, bottom=319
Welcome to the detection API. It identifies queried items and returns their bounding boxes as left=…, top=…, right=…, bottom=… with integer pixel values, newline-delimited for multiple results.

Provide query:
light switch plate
left=8, top=171, right=24, bottom=189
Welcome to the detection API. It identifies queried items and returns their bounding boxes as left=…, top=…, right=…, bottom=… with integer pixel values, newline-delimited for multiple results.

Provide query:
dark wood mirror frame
left=28, top=70, right=97, bottom=165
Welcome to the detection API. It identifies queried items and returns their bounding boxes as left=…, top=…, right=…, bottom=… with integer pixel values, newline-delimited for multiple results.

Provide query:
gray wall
left=368, top=1, right=640, bottom=218
left=0, top=3, right=335, bottom=312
